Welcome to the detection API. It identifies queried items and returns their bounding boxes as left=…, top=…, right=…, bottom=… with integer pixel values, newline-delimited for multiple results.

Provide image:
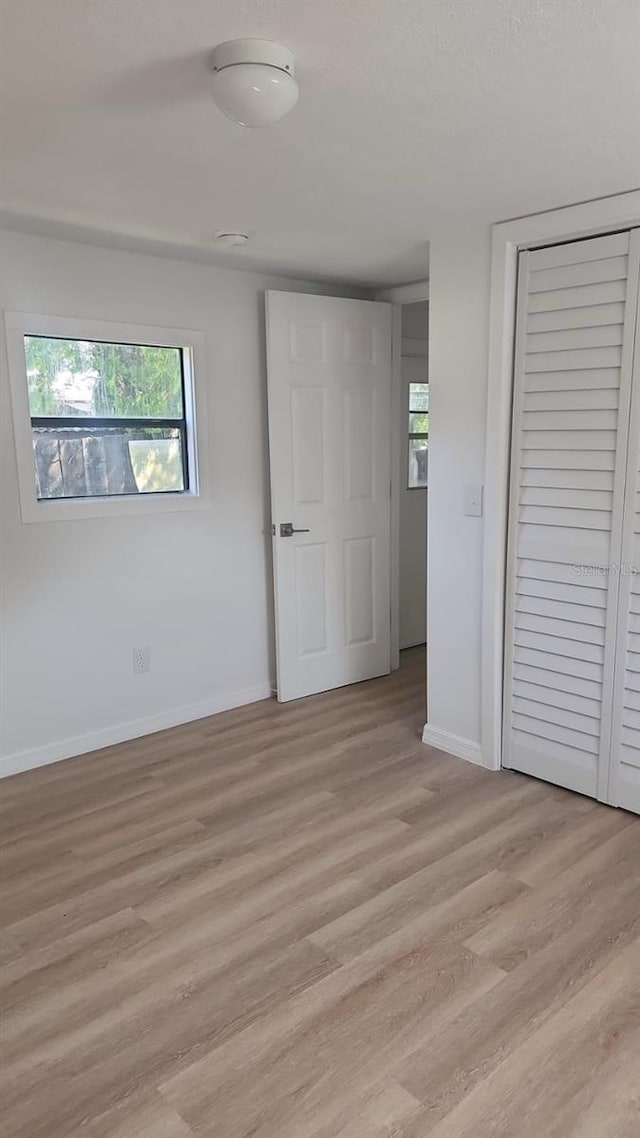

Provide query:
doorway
left=265, top=287, right=429, bottom=705
left=399, top=300, right=428, bottom=652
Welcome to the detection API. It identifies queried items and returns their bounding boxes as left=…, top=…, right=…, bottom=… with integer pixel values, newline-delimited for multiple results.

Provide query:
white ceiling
left=1, top=0, right=639, bottom=287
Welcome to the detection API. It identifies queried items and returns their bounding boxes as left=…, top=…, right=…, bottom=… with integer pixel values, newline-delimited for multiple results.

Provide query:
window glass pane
left=24, top=337, right=184, bottom=419
left=32, top=425, right=185, bottom=499
left=409, top=411, right=429, bottom=434
left=408, top=437, right=428, bottom=489
left=409, top=382, right=429, bottom=413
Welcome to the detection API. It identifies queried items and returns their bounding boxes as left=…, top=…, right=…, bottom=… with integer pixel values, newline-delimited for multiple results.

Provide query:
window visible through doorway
left=24, top=335, right=190, bottom=500
left=408, top=381, right=428, bottom=488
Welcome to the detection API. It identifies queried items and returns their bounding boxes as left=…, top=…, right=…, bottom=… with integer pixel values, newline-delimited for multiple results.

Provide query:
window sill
left=18, top=489, right=209, bottom=524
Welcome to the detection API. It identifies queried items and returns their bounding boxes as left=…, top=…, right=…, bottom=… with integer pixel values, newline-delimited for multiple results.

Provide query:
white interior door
left=503, top=230, right=640, bottom=799
left=266, top=290, right=392, bottom=702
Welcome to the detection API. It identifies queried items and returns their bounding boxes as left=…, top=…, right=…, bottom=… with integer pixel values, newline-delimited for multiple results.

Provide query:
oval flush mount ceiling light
left=210, top=39, right=298, bottom=128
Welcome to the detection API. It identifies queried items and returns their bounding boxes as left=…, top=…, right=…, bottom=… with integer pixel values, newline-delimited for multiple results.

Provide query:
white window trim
left=5, top=311, right=209, bottom=523
left=483, top=189, right=640, bottom=772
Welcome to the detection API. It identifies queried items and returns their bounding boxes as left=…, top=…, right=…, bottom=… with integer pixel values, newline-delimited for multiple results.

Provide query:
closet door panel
left=609, top=264, right=640, bottom=813
left=504, top=229, right=640, bottom=799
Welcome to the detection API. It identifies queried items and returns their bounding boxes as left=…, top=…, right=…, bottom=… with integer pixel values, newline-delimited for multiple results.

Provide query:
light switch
left=463, top=484, right=483, bottom=517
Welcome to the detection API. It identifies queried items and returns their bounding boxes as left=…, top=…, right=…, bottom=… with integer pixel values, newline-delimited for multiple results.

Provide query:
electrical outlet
left=133, top=646, right=150, bottom=675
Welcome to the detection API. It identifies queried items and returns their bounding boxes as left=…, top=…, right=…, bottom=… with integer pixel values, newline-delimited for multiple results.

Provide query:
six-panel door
left=266, top=291, right=392, bottom=702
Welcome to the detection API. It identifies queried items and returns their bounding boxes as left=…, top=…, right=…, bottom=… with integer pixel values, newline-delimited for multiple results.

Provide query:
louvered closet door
left=609, top=247, right=640, bottom=814
left=504, top=230, right=640, bottom=800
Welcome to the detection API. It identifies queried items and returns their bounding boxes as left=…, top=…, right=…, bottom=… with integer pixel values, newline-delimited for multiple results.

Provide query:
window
left=408, top=381, right=428, bottom=488
left=6, top=313, right=206, bottom=522
left=26, top=336, right=189, bottom=499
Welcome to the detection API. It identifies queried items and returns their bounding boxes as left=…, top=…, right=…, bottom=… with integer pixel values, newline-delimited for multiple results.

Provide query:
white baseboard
left=422, top=723, right=485, bottom=768
left=0, top=682, right=274, bottom=781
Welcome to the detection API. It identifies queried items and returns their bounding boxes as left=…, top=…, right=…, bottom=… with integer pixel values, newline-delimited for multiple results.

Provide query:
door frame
left=375, top=280, right=429, bottom=669
left=482, top=189, right=640, bottom=771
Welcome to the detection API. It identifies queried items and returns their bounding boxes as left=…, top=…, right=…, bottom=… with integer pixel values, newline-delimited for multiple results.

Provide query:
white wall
left=401, top=300, right=429, bottom=341
left=399, top=302, right=428, bottom=649
left=0, top=230, right=366, bottom=776
left=425, top=226, right=490, bottom=751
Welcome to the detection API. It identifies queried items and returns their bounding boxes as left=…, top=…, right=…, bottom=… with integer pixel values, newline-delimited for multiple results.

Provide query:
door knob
left=279, top=522, right=310, bottom=537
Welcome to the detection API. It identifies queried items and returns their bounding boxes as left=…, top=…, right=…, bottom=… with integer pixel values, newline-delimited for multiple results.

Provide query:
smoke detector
left=214, top=231, right=249, bottom=250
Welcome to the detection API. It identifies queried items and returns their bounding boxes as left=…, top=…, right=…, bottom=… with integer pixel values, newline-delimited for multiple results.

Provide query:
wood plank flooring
left=2, top=647, right=640, bottom=1137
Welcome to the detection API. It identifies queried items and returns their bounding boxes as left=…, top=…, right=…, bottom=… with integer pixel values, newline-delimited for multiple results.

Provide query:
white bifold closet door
left=504, top=228, right=640, bottom=804
left=609, top=265, right=640, bottom=814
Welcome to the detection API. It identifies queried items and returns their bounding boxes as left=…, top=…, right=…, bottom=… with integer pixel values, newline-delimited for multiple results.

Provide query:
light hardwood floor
left=2, top=647, right=640, bottom=1137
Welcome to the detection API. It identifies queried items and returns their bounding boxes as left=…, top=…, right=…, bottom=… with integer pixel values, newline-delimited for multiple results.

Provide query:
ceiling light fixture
left=210, top=39, right=299, bottom=128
